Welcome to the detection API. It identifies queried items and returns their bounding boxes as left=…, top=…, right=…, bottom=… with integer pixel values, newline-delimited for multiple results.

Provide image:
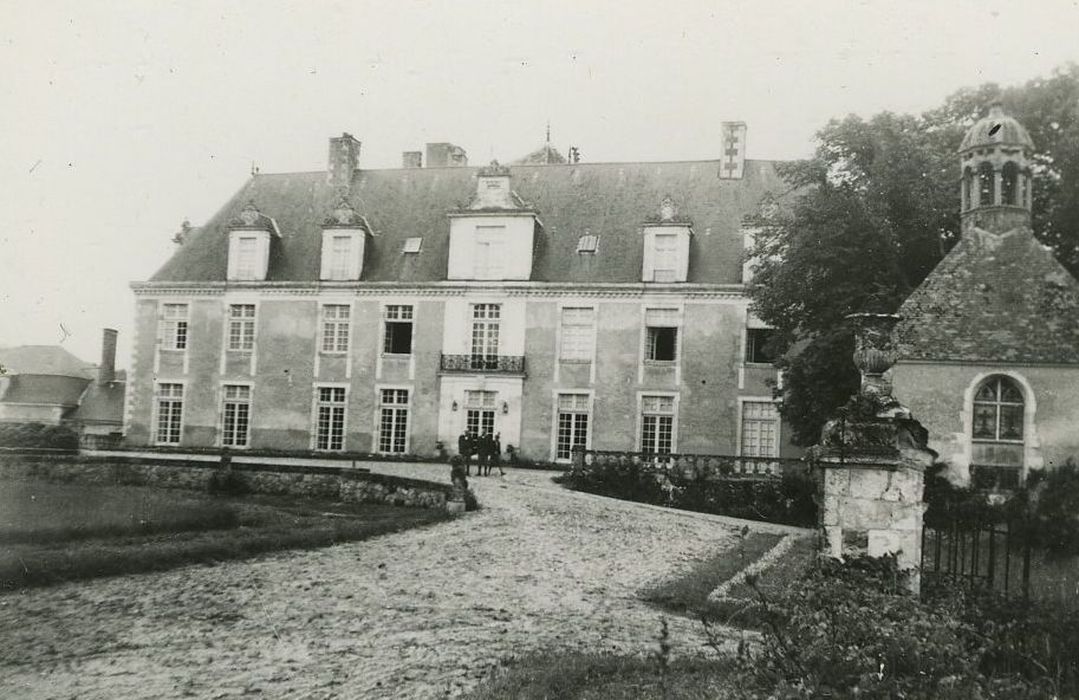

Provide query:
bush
left=558, top=464, right=817, bottom=526
left=0, top=422, right=79, bottom=450
left=207, top=468, right=250, bottom=496
left=730, top=555, right=1073, bottom=698
left=1025, top=459, right=1079, bottom=555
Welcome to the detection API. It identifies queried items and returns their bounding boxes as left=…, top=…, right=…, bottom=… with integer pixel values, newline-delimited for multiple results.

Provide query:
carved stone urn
left=847, top=313, right=901, bottom=397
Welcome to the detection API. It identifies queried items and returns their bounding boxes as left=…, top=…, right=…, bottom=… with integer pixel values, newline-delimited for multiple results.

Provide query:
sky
left=2, top=0, right=1078, bottom=369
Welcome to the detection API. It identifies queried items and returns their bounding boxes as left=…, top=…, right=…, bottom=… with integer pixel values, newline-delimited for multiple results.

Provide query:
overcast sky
left=2, top=0, right=1077, bottom=368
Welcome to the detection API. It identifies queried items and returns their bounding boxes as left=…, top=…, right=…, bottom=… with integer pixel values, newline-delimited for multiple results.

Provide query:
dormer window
left=320, top=200, right=367, bottom=281
left=642, top=196, right=691, bottom=283
left=226, top=202, right=275, bottom=281
left=474, top=226, right=506, bottom=279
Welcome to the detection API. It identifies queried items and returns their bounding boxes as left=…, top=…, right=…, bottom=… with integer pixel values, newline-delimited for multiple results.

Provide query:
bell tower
left=959, top=102, right=1034, bottom=234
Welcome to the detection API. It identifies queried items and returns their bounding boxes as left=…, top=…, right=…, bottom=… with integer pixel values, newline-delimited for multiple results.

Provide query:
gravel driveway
left=0, top=465, right=761, bottom=699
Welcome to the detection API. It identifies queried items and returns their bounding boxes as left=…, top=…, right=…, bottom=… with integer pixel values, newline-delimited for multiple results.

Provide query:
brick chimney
left=99, top=328, right=118, bottom=384
left=719, top=121, right=747, bottom=180
left=402, top=151, right=423, bottom=169
left=425, top=142, right=468, bottom=168
left=328, top=133, right=362, bottom=193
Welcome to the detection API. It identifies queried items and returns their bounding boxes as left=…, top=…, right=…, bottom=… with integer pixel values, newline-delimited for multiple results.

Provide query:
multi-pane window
left=329, top=235, right=352, bottom=280
left=741, top=401, right=780, bottom=458
left=652, top=234, right=679, bottom=282
left=378, top=389, right=409, bottom=454
left=227, top=304, right=256, bottom=351
left=315, top=386, right=347, bottom=451
left=640, top=395, right=675, bottom=456
left=745, top=328, right=776, bottom=364
left=973, top=377, right=1024, bottom=442
left=321, top=304, right=351, bottom=353
left=465, top=390, right=497, bottom=436
left=470, top=304, right=501, bottom=369
left=474, top=226, right=505, bottom=279
left=155, top=383, right=184, bottom=444
left=383, top=305, right=414, bottom=355
left=645, top=308, right=679, bottom=362
left=560, top=307, right=595, bottom=361
left=160, top=303, right=189, bottom=351
left=221, top=384, right=251, bottom=447
left=556, top=393, right=590, bottom=461
left=234, top=236, right=259, bottom=279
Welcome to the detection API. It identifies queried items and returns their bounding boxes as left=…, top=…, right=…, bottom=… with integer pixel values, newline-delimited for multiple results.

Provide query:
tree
left=749, top=65, right=1079, bottom=446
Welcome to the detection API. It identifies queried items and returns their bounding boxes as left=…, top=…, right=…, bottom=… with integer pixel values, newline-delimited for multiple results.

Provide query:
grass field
left=0, top=480, right=449, bottom=590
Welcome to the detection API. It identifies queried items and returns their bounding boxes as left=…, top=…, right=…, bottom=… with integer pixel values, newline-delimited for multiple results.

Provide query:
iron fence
left=922, top=515, right=1032, bottom=599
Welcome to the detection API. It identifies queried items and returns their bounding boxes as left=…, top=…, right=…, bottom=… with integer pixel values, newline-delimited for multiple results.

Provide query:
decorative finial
left=659, top=195, right=676, bottom=222
left=239, top=201, right=261, bottom=227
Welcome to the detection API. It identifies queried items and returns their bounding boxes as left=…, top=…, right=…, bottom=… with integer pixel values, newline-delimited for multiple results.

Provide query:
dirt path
left=0, top=466, right=751, bottom=699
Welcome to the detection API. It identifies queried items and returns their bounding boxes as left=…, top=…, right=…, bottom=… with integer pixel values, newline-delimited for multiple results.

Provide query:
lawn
left=0, top=480, right=449, bottom=590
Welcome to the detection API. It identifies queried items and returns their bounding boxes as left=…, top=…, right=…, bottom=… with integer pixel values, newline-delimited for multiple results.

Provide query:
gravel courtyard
left=0, top=465, right=777, bottom=699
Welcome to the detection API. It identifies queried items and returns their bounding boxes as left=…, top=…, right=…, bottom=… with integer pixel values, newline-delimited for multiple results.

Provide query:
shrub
left=0, top=422, right=79, bottom=450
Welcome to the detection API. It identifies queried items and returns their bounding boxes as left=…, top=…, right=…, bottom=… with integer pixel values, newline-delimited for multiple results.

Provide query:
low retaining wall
left=0, top=454, right=459, bottom=511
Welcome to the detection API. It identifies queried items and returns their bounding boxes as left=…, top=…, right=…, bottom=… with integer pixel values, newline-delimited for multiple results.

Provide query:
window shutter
left=676, top=231, right=690, bottom=281
left=641, top=230, right=656, bottom=281
left=319, top=231, right=334, bottom=281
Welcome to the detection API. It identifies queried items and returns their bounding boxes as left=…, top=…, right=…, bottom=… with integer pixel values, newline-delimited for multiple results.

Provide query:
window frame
left=376, top=386, right=410, bottom=454
left=220, top=383, right=253, bottom=448
left=159, top=303, right=189, bottom=351
left=313, top=384, right=348, bottom=451
left=738, top=398, right=781, bottom=458
left=382, top=304, right=415, bottom=356
left=636, top=392, right=678, bottom=456
left=553, top=392, right=592, bottom=462
left=744, top=328, right=777, bottom=365
left=320, top=303, right=352, bottom=354
left=226, top=303, right=257, bottom=352
left=153, top=381, right=185, bottom=446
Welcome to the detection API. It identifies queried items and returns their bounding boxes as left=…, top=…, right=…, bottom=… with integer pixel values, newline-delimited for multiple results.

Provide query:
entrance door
left=466, top=409, right=495, bottom=437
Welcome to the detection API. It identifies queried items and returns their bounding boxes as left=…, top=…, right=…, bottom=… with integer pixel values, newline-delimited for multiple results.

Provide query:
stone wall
left=821, top=463, right=926, bottom=587
left=0, top=454, right=457, bottom=511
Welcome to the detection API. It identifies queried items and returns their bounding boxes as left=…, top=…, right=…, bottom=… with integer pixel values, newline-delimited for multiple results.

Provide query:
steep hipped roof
left=897, top=226, right=1079, bottom=364
left=0, top=346, right=94, bottom=379
left=149, top=159, right=785, bottom=285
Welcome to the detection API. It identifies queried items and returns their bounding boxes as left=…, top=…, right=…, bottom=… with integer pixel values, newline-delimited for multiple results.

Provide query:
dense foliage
left=736, top=555, right=1078, bottom=698
left=0, top=422, right=79, bottom=450
left=557, top=463, right=817, bottom=527
left=749, top=64, right=1079, bottom=445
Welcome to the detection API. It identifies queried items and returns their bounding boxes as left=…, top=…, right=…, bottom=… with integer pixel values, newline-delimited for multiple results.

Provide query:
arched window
left=978, top=163, right=995, bottom=207
left=1001, top=162, right=1018, bottom=205
left=962, top=167, right=973, bottom=210
left=971, top=376, right=1025, bottom=489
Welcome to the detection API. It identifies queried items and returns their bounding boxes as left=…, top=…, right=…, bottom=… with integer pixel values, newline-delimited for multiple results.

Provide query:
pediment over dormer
left=642, top=196, right=691, bottom=282
left=226, top=202, right=278, bottom=281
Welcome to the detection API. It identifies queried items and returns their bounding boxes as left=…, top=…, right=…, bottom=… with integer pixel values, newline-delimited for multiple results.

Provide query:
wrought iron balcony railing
left=439, top=354, right=527, bottom=375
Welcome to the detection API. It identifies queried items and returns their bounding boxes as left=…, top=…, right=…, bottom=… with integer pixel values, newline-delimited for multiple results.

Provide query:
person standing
left=493, top=432, right=505, bottom=476
left=457, top=431, right=471, bottom=476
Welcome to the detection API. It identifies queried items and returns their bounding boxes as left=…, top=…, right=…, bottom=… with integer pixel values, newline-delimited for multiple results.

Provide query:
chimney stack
left=402, top=151, right=423, bottom=169
left=328, top=133, right=362, bottom=194
left=425, top=142, right=468, bottom=168
left=99, top=328, right=118, bottom=384
left=719, top=121, right=747, bottom=180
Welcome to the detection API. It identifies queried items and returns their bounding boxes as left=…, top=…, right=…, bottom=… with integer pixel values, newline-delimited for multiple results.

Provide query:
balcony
left=439, top=354, right=526, bottom=376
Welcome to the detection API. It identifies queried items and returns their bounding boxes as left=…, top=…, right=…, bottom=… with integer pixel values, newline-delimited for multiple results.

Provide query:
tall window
left=470, top=304, right=501, bottom=369
left=315, top=387, right=347, bottom=450
left=645, top=308, right=678, bottom=362
left=972, top=376, right=1025, bottom=489
left=160, top=303, right=189, bottom=351
left=328, top=235, right=353, bottom=280
left=973, top=377, right=1024, bottom=442
left=560, top=307, right=595, bottom=361
left=321, top=304, right=351, bottom=353
left=378, top=389, right=409, bottom=453
left=556, top=393, right=590, bottom=461
left=741, top=401, right=780, bottom=458
left=227, top=304, right=256, bottom=351
left=1001, top=162, right=1019, bottom=206
left=383, top=305, right=414, bottom=355
left=155, top=383, right=184, bottom=444
left=235, top=236, right=259, bottom=279
left=652, top=234, right=678, bottom=282
left=474, top=226, right=505, bottom=279
left=640, top=395, right=675, bottom=457
left=465, top=390, right=497, bottom=436
left=221, top=384, right=251, bottom=447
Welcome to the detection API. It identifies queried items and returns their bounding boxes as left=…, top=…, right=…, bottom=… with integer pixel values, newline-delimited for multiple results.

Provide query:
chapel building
left=893, top=105, right=1079, bottom=488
